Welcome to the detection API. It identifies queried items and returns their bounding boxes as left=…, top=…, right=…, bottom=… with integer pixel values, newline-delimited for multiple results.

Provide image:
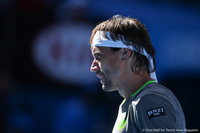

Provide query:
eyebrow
left=92, top=51, right=102, bottom=57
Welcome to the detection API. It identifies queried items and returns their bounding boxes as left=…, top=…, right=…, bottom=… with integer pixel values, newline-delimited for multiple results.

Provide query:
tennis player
left=90, top=15, right=186, bottom=133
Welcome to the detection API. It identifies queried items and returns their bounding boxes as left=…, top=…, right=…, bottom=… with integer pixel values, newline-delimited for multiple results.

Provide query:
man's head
left=90, top=15, right=156, bottom=92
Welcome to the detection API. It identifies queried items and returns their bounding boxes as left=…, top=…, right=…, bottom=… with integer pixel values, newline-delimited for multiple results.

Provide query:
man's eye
left=95, top=54, right=101, bottom=60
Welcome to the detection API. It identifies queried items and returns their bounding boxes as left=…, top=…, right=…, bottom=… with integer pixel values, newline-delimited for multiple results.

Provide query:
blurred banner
left=32, top=22, right=97, bottom=86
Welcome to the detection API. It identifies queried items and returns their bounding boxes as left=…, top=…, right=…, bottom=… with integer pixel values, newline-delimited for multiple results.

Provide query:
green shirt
left=112, top=81, right=186, bottom=133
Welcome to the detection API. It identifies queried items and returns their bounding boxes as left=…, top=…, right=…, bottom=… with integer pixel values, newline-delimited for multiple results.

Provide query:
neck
left=118, top=73, right=152, bottom=99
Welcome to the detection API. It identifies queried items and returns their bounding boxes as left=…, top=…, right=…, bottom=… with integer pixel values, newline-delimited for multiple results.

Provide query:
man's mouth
left=96, top=72, right=105, bottom=80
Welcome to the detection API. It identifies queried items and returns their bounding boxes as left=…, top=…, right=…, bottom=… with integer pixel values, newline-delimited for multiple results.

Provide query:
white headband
left=92, top=31, right=158, bottom=82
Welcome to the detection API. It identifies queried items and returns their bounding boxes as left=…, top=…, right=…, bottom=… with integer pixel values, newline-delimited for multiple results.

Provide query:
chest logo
left=118, top=119, right=127, bottom=130
left=147, top=107, right=166, bottom=119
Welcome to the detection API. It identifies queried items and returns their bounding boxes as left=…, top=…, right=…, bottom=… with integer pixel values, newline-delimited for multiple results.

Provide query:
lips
left=96, top=72, right=105, bottom=80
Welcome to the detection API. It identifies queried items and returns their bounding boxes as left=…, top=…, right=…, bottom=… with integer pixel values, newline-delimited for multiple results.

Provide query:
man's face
left=90, top=46, right=122, bottom=92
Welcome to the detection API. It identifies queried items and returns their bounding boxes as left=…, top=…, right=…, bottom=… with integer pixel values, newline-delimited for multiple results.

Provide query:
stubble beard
left=102, top=78, right=113, bottom=92
left=101, top=70, right=118, bottom=92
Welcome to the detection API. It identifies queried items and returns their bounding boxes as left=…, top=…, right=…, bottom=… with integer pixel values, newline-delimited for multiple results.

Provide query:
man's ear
left=121, top=48, right=132, bottom=61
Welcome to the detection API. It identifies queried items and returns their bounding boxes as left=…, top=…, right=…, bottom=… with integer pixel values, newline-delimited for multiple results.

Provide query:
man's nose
left=90, top=60, right=99, bottom=72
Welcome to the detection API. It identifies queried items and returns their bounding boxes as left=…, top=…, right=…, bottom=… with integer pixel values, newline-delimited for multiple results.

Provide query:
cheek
left=103, top=64, right=120, bottom=79
left=101, top=55, right=121, bottom=74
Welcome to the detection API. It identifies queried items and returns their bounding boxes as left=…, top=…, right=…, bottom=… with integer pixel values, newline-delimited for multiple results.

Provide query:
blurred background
left=0, top=0, right=200, bottom=132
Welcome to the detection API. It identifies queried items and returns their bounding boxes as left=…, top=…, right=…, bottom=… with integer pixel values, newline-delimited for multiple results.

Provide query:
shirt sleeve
left=133, top=94, right=177, bottom=132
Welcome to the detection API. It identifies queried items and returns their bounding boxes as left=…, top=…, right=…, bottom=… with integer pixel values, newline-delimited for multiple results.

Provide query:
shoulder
left=128, top=83, right=186, bottom=130
left=134, top=83, right=176, bottom=121
left=135, top=83, right=181, bottom=111
left=134, top=83, right=177, bottom=104
left=130, top=94, right=177, bottom=130
left=136, top=94, right=175, bottom=119
left=137, top=94, right=174, bottom=110
left=129, top=83, right=178, bottom=127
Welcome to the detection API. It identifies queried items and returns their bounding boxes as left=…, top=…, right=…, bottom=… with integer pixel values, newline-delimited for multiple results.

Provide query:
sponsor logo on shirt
left=147, top=107, right=166, bottom=119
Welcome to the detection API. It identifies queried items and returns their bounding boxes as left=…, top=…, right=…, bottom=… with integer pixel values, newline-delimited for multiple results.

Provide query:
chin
left=102, top=84, right=117, bottom=92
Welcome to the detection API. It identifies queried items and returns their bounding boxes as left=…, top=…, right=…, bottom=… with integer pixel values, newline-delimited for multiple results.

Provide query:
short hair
left=90, top=15, right=156, bottom=75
